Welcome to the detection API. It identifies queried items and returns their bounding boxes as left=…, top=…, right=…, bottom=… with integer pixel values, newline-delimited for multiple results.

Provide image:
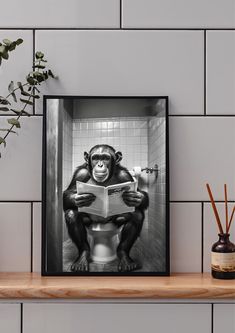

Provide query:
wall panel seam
left=201, top=202, right=204, bottom=273
left=33, top=29, right=36, bottom=115
left=21, top=303, right=23, bottom=333
left=30, top=202, right=33, bottom=273
left=1, top=28, right=235, bottom=30
left=211, top=303, right=214, bottom=333
left=204, top=30, right=207, bottom=116
left=120, top=0, right=122, bottom=29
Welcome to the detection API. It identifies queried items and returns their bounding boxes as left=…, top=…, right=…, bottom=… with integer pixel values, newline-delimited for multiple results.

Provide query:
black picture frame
left=42, top=95, right=170, bottom=276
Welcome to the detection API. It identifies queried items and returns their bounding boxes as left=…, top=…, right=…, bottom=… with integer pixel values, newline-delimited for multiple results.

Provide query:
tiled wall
left=0, top=1, right=234, bottom=273
left=72, top=116, right=149, bottom=239
left=147, top=117, right=166, bottom=271
left=72, top=117, right=148, bottom=172
left=62, top=110, right=73, bottom=191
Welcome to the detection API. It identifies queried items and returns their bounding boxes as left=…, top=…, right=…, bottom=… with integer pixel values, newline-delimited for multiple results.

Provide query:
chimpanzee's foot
left=71, top=250, right=90, bottom=272
left=117, top=252, right=141, bottom=272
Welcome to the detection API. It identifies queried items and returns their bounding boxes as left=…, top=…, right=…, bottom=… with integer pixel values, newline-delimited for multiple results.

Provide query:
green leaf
left=20, top=90, right=31, bottom=97
left=1, top=51, right=9, bottom=60
left=48, top=69, right=57, bottom=79
left=8, top=81, right=17, bottom=102
left=0, top=107, right=9, bottom=111
left=0, top=97, right=10, bottom=105
left=7, top=118, right=21, bottom=128
left=17, top=82, right=24, bottom=91
left=11, top=109, right=30, bottom=117
left=3, top=39, right=12, bottom=46
left=11, top=92, right=17, bottom=103
left=32, top=71, right=41, bottom=76
left=20, top=90, right=39, bottom=99
left=21, top=90, right=39, bottom=98
left=35, top=51, right=44, bottom=59
left=0, top=44, right=8, bottom=59
left=43, top=71, right=48, bottom=80
left=0, top=137, right=6, bottom=147
left=16, top=38, right=23, bottom=45
left=32, top=71, right=45, bottom=82
left=26, top=75, right=36, bottom=85
left=20, top=98, right=33, bottom=105
left=0, top=45, right=6, bottom=54
left=0, top=128, right=17, bottom=134
left=34, top=72, right=45, bottom=82
left=8, top=81, right=14, bottom=93
left=34, top=64, right=45, bottom=69
left=8, top=42, right=16, bottom=51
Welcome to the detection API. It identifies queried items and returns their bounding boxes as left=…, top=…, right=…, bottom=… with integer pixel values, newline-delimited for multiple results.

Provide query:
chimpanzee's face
left=84, top=145, right=122, bottom=183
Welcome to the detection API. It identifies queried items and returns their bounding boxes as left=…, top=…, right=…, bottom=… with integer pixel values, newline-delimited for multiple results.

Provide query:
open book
left=76, top=180, right=138, bottom=218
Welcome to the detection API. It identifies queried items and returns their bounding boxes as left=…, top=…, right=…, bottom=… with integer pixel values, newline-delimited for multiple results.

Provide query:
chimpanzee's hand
left=74, top=193, right=96, bottom=207
left=122, top=191, right=144, bottom=207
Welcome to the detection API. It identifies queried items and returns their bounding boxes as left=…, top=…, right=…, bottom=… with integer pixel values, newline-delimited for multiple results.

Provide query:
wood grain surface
left=0, top=273, right=233, bottom=299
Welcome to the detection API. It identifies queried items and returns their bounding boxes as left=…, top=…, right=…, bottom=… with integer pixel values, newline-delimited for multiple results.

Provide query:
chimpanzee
left=63, top=144, right=149, bottom=272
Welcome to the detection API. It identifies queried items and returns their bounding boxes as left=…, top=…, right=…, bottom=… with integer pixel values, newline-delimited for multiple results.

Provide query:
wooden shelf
left=0, top=273, right=234, bottom=299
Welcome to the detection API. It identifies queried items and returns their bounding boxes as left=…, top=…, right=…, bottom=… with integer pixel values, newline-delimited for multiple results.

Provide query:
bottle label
left=211, top=252, right=235, bottom=272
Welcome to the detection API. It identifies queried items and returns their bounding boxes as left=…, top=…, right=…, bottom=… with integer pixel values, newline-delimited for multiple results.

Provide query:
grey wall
left=0, top=1, right=234, bottom=274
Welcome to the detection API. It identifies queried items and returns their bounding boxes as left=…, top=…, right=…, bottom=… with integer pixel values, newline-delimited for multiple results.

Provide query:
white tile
left=207, top=31, right=235, bottom=115
left=0, top=117, right=42, bottom=200
left=170, top=117, right=235, bottom=201
left=170, top=203, right=201, bottom=272
left=123, top=0, right=235, bottom=28
left=0, top=0, right=119, bottom=28
left=33, top=203, right=41, bottom=273
left=214, top=305, right=235, bottom=332
left=0, top=30, right=33, bottom=114
left=203, top=203, right=235, bottom=272
left=0, top=304, right=20, bottom=333
left=35, top=30, right=203, bottom=115
left=24, top=303, right=211, bottom=333
left=0, top=203, right=31, bottom=271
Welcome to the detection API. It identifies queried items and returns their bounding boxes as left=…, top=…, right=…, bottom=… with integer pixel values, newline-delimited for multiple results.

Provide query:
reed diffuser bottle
left=206, top=184, right=235, bottom=280
left=211, top=233, right=235, bottom=279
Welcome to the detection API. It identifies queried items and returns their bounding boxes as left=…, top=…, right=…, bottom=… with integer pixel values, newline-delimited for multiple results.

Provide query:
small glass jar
left=211, top=233, right=235, bottom=279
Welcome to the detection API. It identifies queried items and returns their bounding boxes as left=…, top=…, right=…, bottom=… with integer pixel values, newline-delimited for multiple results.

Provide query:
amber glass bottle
left=211, top=234, right=235, bottom=279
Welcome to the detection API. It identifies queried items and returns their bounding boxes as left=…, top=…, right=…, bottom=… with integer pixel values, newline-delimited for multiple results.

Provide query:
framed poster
left=42, top=96, right=169, bottom=276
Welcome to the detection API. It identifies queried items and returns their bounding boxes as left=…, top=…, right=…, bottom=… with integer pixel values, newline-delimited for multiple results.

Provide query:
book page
left=106, top=181, right=137, bottom=217
left=76, top=181, right=106, bottom=218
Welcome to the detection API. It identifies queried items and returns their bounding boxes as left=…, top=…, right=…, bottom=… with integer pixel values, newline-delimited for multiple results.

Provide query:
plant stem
left=2, top=83, right=28, bottom=103
left=1, top=58, right=42, bottom=143
left=0, top=52, right=55, bottom=152
left=2, top=92, right=34, bottom=141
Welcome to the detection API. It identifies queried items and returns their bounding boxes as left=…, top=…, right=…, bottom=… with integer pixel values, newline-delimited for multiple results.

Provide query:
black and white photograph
left=42, top=96, right=169, bottom=275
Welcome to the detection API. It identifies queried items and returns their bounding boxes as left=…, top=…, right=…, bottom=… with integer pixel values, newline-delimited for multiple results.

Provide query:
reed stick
left=228, top=205, right=235, bottom=233
left=206, top=184, right=224, bottom=234
left=224, top=184, right=229, bottom=233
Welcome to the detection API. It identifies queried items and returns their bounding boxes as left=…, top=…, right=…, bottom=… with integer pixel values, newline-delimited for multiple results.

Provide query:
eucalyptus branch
left=2, top=91, right=34, bottom=144
left=4, top=83, right=28, bottom=101
left=0, top=45, right=56, bottom=156
left=0, top=38, right=23, bottom=66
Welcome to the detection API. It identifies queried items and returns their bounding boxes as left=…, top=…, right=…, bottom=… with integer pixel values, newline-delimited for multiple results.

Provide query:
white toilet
left=87, top=222, right=120, bottom=263
left=87, top=172, right=140, bottom=264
